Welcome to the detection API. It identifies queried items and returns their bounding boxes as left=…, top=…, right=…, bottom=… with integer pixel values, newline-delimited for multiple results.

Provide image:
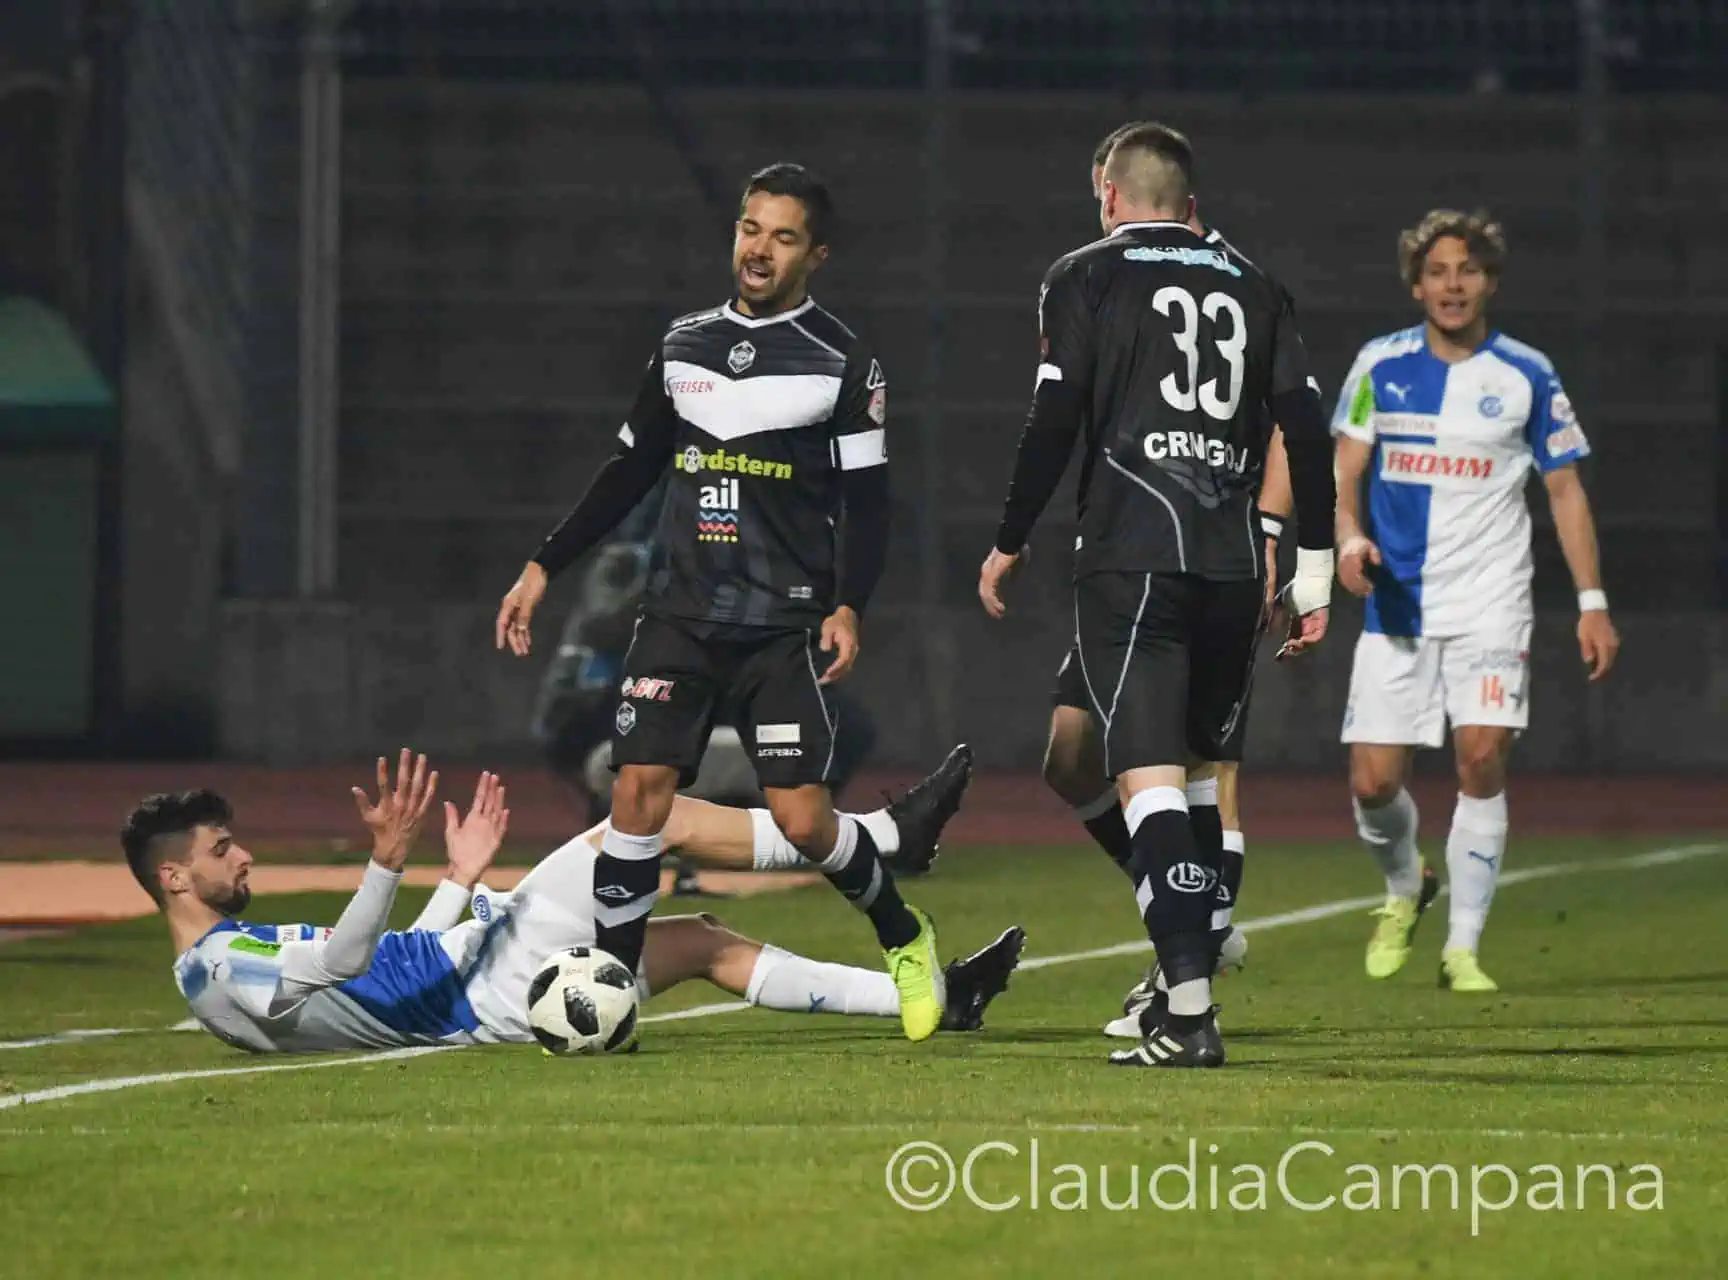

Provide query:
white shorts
left=439, top=834, right=651, bottom=1044
left=1340, top=625, right=1532, bottom=749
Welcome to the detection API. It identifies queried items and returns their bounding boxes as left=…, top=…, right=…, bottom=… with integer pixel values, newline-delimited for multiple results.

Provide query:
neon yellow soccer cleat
left=1365, top=859, right=1439, bottom=979
left=1439, top=947, right=1499, bottom=993
left=885, top=904, right=946, bottom=1042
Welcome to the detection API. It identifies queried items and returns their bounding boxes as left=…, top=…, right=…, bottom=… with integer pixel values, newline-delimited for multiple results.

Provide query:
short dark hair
left=1092, top=120, right=1150, bottom=169
left=1103, top=121, right=1195, bottom=198
left=1398, top=208, right=1507, bottom=285
left=739, top=163, right=835, bottom=247
left=121, top=790, right=233, bottom=907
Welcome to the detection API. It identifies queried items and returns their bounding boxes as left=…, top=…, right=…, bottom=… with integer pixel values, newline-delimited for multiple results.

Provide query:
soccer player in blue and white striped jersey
left=1332, top=211, right=1620, bottom=992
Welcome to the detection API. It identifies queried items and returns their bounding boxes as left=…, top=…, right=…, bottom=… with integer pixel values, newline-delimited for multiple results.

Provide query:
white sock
left=744, top=943, right=899, bottom=1017
left=1167, top=977, right=1211, bottom=1016
left=1354, top=788, right=1422, bottom=898
left=748, top=809, right=805, bottom=871
left=1444, top=791, right=1509, bottom=953
left=847, top=808, right=900, bottom=856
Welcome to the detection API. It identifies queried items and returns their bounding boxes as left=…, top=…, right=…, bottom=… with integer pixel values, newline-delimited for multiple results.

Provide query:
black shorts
left=1072, top=572, right=1265, bottom=775
left=610, top=613, right=836, bottom=790
left=1052, top=645, right=1091, bottom=710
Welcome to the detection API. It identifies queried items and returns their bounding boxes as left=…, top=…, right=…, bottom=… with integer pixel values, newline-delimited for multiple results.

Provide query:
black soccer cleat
left=939, top=925, right=1027, bottom=1032
left=881, top=743, right=974, bottom=877
left=1108, top=1008, right=1226, bottom=1068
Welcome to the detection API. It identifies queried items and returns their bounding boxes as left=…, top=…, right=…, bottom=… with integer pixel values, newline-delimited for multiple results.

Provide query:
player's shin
left=1124, top=785, right=1213, bottom=1024
left=1354, top=787, right=1423, bottom=897
left=1443, top=791, right=1509, bottom=954
left=816, top=815, right=920, bottom=950
left=1075, top=789, right=1135, bottom=877
left=1212, top=829, right=1246, bottom=954
left=594, top=826, right=664, bottom=972
left=745, top=943, right=899, bottom=1017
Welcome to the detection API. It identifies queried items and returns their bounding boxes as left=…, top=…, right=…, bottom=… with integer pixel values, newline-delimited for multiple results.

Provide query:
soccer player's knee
left=611, top=766, right=675, bottom=827
left=769, top=803, right=828, bottom=854
left=1454, top=735, right=1508, bottom=793
left=1349, top=756, right=1402, bottom=807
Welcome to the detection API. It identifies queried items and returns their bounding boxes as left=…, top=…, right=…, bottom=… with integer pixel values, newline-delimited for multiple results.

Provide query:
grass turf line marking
left=1, top=840, right=1722, bottom=1110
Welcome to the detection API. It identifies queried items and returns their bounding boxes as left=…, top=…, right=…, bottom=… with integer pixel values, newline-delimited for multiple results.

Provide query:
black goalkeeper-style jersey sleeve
left=1263, top=289, right=1335, bottom=552
left=832, top=345, right=890, bottom=615
left=533, top=349, right=678, bottom=578
left=994, top=254, right=1094, bottom=555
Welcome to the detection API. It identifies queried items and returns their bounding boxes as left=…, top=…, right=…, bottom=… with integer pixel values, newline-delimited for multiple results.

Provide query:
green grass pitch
left=2, top=834, right=1725, bottom=1278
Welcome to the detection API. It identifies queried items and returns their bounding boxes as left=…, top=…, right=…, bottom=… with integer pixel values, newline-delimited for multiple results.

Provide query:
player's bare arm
left=1333, top=435, right=1381, bottom=597
left=1543, top=464, right=1620, bottom=681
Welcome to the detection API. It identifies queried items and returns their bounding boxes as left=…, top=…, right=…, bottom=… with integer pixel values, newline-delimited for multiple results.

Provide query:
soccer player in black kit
left=980, top=123, right=1338, bottom=1067
left=495, top=164, right=961, bottom=1043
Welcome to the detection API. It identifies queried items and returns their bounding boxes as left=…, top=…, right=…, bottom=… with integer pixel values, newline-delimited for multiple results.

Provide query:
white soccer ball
left=525, top=946, right=641, bottom=1056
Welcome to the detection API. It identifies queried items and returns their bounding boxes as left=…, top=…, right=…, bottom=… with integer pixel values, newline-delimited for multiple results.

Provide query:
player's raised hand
left=1337, top=534, right=1381, bottom=598
left=818, top=606, right=860, bottom=685
left=496, top=562, right=549, bottom=657
left=352, top=748, right=440, bottom=871
left=443, top=771, right=510, bottom=890
left=978, top=546, right=1025, bottom=619
left=1577, top=608, right=1620, bottom=682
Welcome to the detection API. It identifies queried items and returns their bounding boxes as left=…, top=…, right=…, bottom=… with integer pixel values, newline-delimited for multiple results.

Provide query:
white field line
left=1, top=840, right=1722, bottom=1112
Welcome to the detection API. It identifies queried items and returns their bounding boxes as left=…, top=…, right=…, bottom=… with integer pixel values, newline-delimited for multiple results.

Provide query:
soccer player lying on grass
left=129, top=750, right=1023, bottom=1055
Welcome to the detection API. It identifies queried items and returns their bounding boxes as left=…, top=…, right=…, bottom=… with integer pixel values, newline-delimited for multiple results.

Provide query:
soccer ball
left=525, top=946, right=641, bottom=1056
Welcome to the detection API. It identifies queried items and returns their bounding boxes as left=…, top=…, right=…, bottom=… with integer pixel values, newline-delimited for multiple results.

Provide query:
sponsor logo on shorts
left=757, top=747, right=803, bottom=758
left=756, top=723, right=801, bottom=745
left=621, top=677, right=675, bottom=701
left=615, top=703, right=637, bottom=735
left=1467, top=647, right=1529, bottom=673
left=1167, top=862, right=1217, bottom=894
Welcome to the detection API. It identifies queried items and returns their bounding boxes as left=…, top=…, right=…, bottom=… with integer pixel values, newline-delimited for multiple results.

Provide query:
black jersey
left=533, top=298, right=889, bottom=629
left=998, top=220, right=1314, bottom=581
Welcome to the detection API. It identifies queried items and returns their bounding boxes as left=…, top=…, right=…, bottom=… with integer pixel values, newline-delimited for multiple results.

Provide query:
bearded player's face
left=1413, top=234, right=1496, bottom=338
left=733, top=193, right=827, bottom=315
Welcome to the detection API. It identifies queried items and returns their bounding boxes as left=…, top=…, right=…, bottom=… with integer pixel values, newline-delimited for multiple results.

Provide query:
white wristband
left=1578, top=589, right=1608, bottom=613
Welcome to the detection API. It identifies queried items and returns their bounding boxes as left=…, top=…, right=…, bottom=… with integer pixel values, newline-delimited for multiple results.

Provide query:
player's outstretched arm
left=1257, top=426, right=1294, bottom=618
left=235, top=752, right=438, bottom=1020
left=497, top=350, right=678, bottom=657
left=410, top=771, right=511, bottom=932
left=1543, top=464, right=1620, bottom=681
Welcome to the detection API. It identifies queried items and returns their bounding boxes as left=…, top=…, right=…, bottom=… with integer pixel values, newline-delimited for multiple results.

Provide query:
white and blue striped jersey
left=1331, top=327, right=1589, bottom=637
left=173, top=907, right=502, bottom=1054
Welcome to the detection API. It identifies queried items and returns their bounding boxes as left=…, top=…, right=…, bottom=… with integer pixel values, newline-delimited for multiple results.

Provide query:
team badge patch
left=1478, top=395, right=1503, bottom=418
left=727, top=341, right=756, bottom=374
left=615, top=702, right=637, bottom=736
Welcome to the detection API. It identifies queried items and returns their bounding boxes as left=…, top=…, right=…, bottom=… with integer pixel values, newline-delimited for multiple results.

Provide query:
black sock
left=1125, top=791, right=1213, bottom=989
left=593, top=827, right=665, bottom=973
left=815, top=815, right=920, bottom=950
left=1212, top=831, right=1245, bottom=962
left=1077, top=794, right=1135, bottom=878
left=1186, top=787, right=1225, bottom=966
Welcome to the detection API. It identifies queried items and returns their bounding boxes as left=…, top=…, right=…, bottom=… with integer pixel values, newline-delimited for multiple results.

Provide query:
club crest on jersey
left=1478, top=394, right=1504, bottom=418
left=698, top=477, right=740, bottom=542
left=727, top=340, right=756, bottom=374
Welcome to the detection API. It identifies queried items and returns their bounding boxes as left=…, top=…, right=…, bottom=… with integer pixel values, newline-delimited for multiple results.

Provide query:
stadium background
left=2, top=0, right=1725, bottom=793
